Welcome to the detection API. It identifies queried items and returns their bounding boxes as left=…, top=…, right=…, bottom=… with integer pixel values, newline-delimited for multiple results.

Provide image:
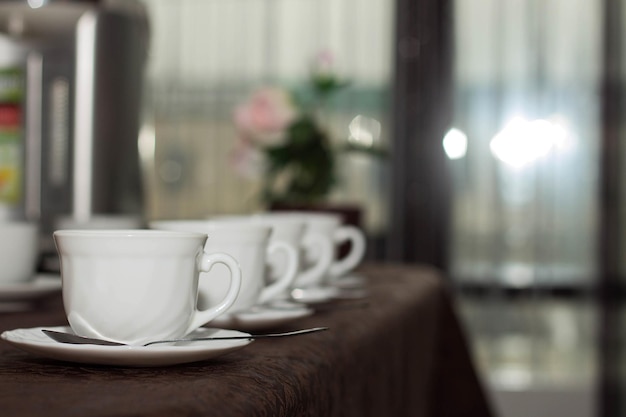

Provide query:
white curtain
left=450, top=0, right=602, bottom=287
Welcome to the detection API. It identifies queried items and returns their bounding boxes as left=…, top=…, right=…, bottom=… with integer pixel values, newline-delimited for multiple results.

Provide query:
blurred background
left=140, top=2, right=605, bottom=414
left=3, top=0, right=626, bottom=416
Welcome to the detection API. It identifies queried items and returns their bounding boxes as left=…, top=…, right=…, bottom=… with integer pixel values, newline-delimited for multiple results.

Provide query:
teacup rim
left=53, top=229, right=207, bottom=239
left=257, top=211, right=341, bottom=219
left=150, top=219, right=271, bottom=232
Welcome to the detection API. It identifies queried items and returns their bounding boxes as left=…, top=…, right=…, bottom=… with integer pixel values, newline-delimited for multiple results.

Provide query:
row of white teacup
left=0, top=211, right=365, bottom=287
left=0, top=212, right=365, bottom=345
left=165, top=212, right=366, bottom=303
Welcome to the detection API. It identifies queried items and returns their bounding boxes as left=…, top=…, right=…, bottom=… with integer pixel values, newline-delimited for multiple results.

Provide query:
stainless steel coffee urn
left=0, top=0, right=149, bottom=268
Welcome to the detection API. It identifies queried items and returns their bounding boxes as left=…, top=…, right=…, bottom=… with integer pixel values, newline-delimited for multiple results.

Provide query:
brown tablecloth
left=0, top=263, right=493, bottom=417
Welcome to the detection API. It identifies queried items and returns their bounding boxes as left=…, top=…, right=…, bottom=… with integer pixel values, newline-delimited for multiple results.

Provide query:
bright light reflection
left=28, top=0, right=46, bottom=9
left=490, top=117, right=569, bottom=168
left=443, top=128, right=468, bottom=159
left=348, top=115, right=381, bottom=148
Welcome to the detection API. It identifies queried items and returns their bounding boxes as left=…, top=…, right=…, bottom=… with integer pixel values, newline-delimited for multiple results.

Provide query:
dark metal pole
left=388, top=0, right=453, bottom=270
left=599, top=0, right=622, bottom=415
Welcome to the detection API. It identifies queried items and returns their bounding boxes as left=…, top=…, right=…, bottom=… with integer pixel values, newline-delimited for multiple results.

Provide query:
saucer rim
left=290, top=285, right=341, bottom=304
left=211, top=305, right=313, bottom=331
left=1, top=325, right=252, bottom=367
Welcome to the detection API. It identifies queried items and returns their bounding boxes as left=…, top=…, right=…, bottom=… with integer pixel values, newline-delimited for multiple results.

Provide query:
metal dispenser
left=0, top=0, right=149, bottom=268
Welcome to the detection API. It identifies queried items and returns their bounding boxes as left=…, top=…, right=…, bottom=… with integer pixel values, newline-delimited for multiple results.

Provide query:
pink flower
left=234, top=87, right=297, bottom=146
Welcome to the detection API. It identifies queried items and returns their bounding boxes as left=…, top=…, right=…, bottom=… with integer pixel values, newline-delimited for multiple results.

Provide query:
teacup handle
left=296, top=232, right=334, bottom=288
left=258, top=241, right=298, bottom=304
left=328, top=226, right=366, bottom=279
left=186, top=252, right=242, bottom=334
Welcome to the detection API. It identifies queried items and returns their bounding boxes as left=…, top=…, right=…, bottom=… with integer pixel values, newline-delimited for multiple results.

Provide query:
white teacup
left=0, top=221, right=38, bottom=284
left=53, top=229, right=242, bottom=345
left=150, top=220, right=299, bottom=314
left=258, top=212, right=366, bottom=287
left=246, top=214, right=334, bottom=291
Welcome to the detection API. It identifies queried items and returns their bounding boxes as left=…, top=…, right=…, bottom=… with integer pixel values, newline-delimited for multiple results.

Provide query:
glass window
left=449, top=1, right=601, bottom=415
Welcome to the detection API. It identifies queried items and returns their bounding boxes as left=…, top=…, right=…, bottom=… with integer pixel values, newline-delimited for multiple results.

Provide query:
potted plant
left=230, top=51, right=347, bottom=207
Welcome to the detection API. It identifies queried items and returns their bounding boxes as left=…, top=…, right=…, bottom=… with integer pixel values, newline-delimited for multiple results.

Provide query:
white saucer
left=211, top=304, right=313, bottom=332
left=0, top=326, right=252, bottom=367
left=0, top=274, right=61, bottom=302
left=333, top=273, right=367, bottom=288
left=290, top=285, right=341, bottom=304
